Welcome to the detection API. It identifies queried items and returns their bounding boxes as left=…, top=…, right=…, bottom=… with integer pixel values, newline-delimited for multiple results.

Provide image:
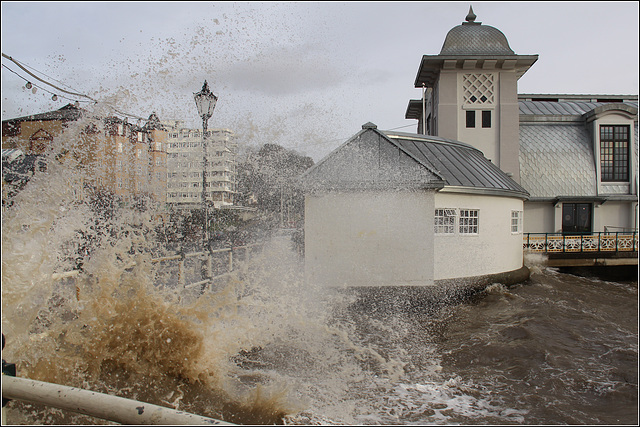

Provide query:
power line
left=2, top=53, right=96, bottom=101
left=2, top=64, right=92, bottom=105
left=2, top=53, right=150, bottom=122
left=8, top=55, right=83, bottom=95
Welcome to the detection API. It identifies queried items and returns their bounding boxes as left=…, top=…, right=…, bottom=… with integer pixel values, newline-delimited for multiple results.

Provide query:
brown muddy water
left=3, top=242, right=637, bottom=425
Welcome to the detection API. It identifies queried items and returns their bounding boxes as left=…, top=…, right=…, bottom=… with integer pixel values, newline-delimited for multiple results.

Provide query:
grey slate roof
left=299, top=123, right=529, bottom=198
left=384, top=131, right=528, bottom=196
left=518, top=97, right=638, bottom=200
left=439, top=6, right=515, bottom=56
left=298, top=124, right=445, bottom=192
left=440, top=22, right=514, bottom=56
left=519, top=100, right=638, bottom=116
left=519, top=123, right=596, bottom=198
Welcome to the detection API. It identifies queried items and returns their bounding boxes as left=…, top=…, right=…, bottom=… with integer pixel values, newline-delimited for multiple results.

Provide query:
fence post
left=178, top=251, right=185, bottom=288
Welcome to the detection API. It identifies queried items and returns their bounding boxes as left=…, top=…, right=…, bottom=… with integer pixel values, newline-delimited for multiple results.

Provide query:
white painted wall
left=524, top=202, right=556, bottom=233
left=595, top=201, right=637, bottom=232
left=433, top=191, right=525, bottom=280
left=304, top=190, right=435, bottom=287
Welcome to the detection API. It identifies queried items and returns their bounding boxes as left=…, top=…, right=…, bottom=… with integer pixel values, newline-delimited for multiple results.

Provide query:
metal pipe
left=2, top=376, right=233, bottom=425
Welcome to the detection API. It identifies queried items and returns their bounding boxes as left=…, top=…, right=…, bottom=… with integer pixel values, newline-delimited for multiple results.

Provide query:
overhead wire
left=8, top=55, right=84, bottom=95
left=2, top=64, right=93, bottom=105
left=2, top=53, right=150, bottom=122
left=3, top=53, right=420, bottom=139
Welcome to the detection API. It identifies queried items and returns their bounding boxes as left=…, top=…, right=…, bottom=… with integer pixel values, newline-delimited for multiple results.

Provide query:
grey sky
left=2, top=2, right=638, bottom=160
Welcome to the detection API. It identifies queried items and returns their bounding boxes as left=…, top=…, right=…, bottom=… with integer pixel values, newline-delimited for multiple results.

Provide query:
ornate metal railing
left=524, top=232, right=638, bottom=253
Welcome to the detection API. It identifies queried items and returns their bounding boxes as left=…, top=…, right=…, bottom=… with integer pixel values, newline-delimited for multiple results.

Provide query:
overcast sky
left=2, top=1, right=638, bottom=160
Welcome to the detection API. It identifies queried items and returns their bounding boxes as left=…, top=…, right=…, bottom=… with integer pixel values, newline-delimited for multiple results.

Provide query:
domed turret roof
left=440, top=6, right=515, bottom=56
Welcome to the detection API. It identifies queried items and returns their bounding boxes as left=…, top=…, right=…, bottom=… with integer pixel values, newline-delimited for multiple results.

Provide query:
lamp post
left=194, top=80, right=218, bottom=252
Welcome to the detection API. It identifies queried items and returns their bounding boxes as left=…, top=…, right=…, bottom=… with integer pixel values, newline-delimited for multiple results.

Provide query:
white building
left=162, top=120, right=237, bottom=208
left=405, top=7, right=638, bottom=236
left=299, top=123, right=529, bottom=288
left=299, top=6, right=637, bottom=289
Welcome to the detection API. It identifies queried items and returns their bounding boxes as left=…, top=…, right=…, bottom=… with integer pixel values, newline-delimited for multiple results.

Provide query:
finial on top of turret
left=463, top=5, right=481, bottom=25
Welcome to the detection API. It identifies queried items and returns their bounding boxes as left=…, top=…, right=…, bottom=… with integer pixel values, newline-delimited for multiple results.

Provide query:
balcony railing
left=524, top=232, right=638, bottom=253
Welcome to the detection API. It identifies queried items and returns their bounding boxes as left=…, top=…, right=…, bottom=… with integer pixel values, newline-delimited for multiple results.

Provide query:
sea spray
left=2, top=113, right=467, bottom=425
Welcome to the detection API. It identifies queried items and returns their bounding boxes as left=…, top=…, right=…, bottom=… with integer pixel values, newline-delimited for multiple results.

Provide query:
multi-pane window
left=511, top=210, right=523, bottom=234
left=459, top=209, right=479, bottom=234
left=434, top=208, right=456, bottom=234
left=600, top=125, right=630, bottom=182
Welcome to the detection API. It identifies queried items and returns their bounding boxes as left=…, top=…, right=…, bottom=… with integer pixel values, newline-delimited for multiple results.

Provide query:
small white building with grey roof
left=299, top=122, right=530, bottom=288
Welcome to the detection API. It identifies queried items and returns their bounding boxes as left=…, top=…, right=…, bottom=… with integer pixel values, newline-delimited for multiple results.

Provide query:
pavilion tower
left=407, top=6, right=538, bottom=182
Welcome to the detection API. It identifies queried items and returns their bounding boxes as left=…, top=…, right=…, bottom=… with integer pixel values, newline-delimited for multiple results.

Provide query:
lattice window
left=463, top=74, right=495, bottom=105
left=434, top=208, right=456, bottom=234
left=459, top=209, right=479, bottom=234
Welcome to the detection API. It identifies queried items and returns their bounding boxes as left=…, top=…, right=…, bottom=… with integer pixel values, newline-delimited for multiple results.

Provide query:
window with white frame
left=434, top=208, right=456, bottom=234
left=459, top=209, right=479, bottom=234
left=511, top=210, right=523, bottom=234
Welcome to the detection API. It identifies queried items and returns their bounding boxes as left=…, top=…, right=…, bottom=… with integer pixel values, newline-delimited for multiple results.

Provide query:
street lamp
left=194, top=80, right=218, bottom=251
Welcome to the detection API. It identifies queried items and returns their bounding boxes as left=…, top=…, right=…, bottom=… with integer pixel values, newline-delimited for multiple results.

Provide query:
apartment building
left=162, top=120, right=237, bottom=209
left=2, top=104, right=168, bottom=203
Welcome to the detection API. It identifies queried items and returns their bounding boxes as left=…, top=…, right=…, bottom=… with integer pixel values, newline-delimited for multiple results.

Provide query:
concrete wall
left=434, top=191, right=525, bottom=280
left=304, top=190, right=435, bottom=287
left=594, top=201, right=638, bottom=232
left=524, top=202, right=556, bottom=233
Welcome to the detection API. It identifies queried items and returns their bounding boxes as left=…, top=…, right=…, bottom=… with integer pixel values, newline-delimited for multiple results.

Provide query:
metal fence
left=151, top=243, right=263, bottom=292
left=524, top=232, right=638, bottom=253
left=51, top=243, right=264, bottom=296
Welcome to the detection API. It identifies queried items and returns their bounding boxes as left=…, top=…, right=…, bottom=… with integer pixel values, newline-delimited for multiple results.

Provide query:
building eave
left=439, top=185, right=530, bottom=200
left=414, top=54, right=538, bottom=87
